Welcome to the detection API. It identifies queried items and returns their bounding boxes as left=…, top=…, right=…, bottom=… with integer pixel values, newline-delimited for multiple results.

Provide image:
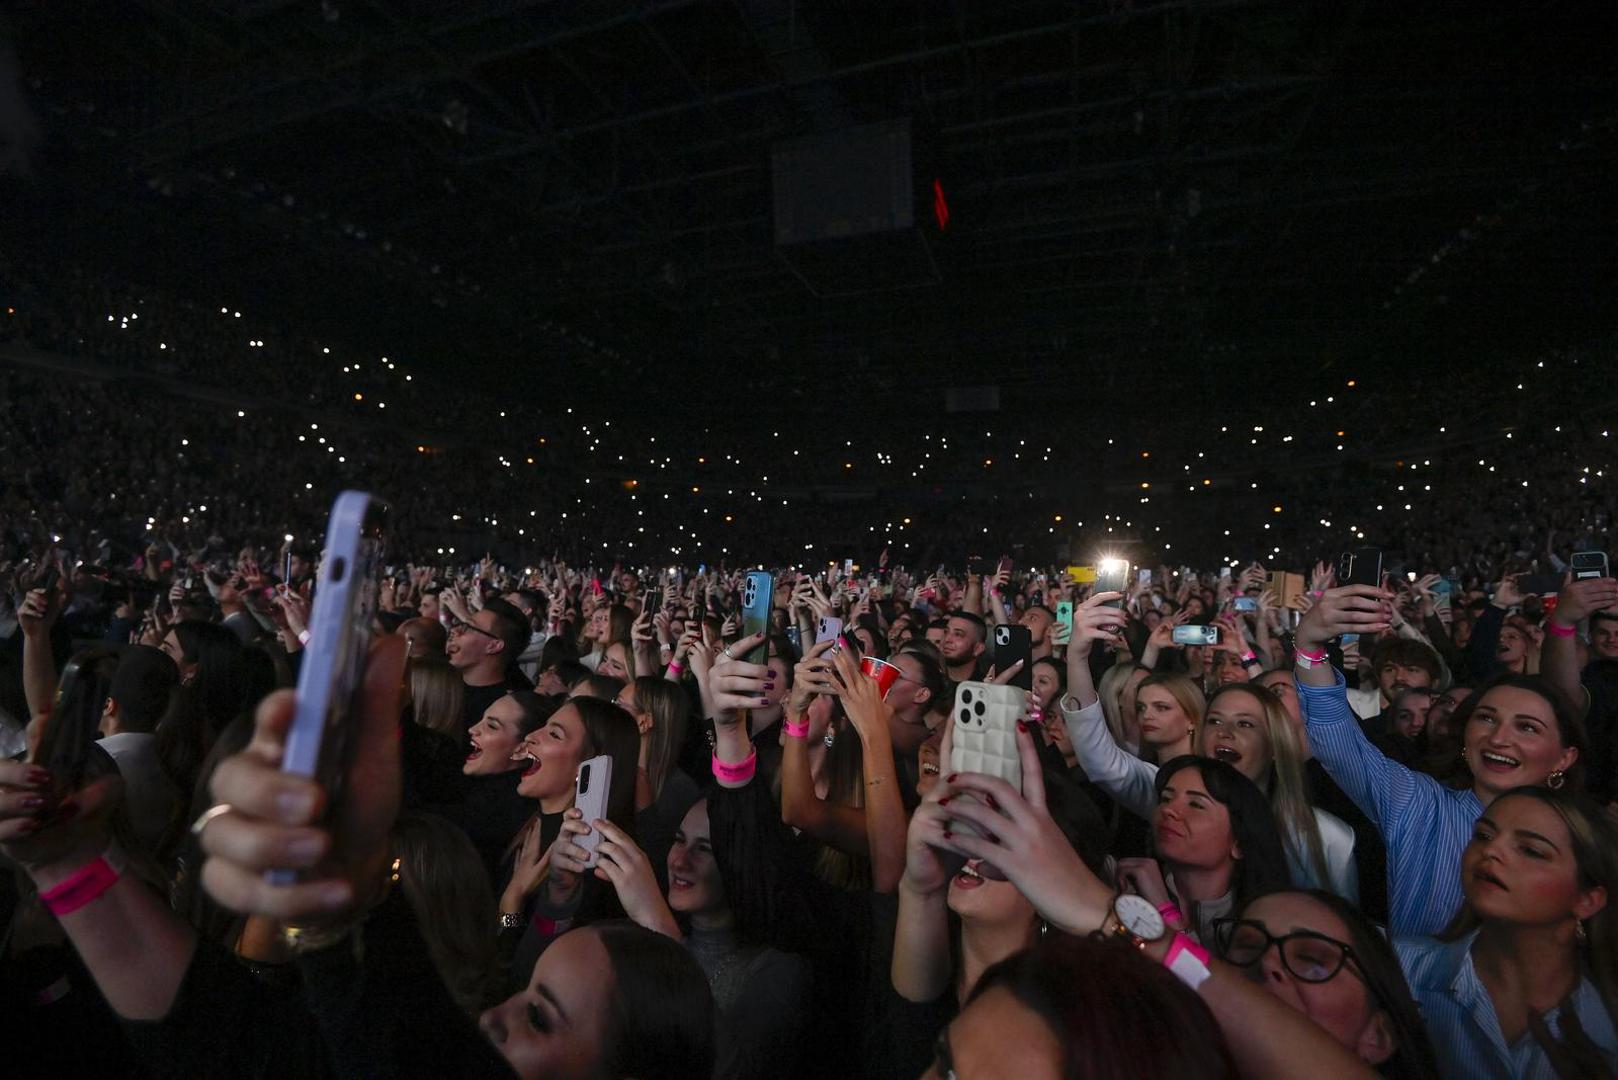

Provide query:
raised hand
left=590, top=820, right=679, bottom=938
left=705, top=632, right=771, bottom=725
left=1295, top=585, right=1393, bottom=654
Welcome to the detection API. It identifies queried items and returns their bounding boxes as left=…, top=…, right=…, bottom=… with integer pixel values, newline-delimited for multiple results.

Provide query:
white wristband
left=297, top=629, right=312, bottom=646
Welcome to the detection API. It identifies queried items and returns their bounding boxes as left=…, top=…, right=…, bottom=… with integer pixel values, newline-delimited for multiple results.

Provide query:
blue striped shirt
left=1396, top=933, right=1618, bottom=1078
left=1298, top=670, right=1482, bottom=935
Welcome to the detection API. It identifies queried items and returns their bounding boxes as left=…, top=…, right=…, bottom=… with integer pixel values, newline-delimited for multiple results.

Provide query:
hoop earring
left=1547, top=770, right=1566, bottom=790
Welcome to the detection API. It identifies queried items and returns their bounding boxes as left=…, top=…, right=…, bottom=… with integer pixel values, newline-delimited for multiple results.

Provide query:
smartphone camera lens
left=578, top=763, right=591, bottom=793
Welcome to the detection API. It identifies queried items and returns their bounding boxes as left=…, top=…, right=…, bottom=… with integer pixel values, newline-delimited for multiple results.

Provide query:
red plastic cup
left=860, top=655, right=901, bottom=699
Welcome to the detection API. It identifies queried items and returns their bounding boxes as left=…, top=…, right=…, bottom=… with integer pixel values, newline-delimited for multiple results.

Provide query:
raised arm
left=18, top=582, right=65, bottom=724
left=929, top=726, right=1379, bottom=1080
left=1542, top=574, right=1618, bottom=716
left=831, top=645, right=907, bottom=893
left=1059, top=594, right=1157, bottom=815
left=1293, top=585, right=1438, bottom=830
left=778, top=643, right=871, bottom=855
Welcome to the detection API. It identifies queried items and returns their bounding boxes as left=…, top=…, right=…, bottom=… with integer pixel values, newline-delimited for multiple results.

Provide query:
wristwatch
left=499, top=912, right=524, bottom=930
left=1107, top=893, right=1166, bottom=950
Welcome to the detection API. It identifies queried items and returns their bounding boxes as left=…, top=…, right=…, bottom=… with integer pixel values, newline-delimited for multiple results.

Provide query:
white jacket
left=1061, top=696, right=1359, bottom=902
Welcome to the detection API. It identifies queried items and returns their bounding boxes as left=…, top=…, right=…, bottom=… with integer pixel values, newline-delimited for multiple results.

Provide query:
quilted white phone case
left=946, top=681, right=1024, bottom=837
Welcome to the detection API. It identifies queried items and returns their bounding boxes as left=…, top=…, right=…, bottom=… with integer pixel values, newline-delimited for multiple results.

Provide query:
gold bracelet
left=281, top=857, right=401, bottom=954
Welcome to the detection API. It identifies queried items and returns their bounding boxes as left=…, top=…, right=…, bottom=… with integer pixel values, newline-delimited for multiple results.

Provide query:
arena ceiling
left=6, top=0, right=1616, bottom=407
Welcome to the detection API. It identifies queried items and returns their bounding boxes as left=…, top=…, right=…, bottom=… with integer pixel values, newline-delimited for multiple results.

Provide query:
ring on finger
left=190, top=802, right=234, bottom=837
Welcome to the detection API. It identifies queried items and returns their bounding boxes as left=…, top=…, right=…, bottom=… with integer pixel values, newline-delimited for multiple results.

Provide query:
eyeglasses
left=447, top=615, right=499, bottom=641
left=1213, top=918, right=1361, bottom=984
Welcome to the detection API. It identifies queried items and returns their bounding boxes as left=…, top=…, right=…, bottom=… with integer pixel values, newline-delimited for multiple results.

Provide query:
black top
left=637, top=765, right=703, bottom=893
left=459, top=669, right=532, bottom=734
left=425, top=770, right=535, bottom=886
left=123, top=889, right=512, bottom=1080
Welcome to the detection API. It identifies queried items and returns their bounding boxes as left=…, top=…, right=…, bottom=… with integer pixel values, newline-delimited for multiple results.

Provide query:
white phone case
left=945, top=681, right=1024, bottom=838
left=573, top=754, right=613, bottom=867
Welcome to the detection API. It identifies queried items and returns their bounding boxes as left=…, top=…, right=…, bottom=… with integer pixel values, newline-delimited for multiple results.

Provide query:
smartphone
left=645, top=585, right=662, bottom=613
left=740, top=570, right=773, bottom=665
left=283, top=550, right=294, bottom=584
left=945, top=681, right=1024, bottom=838
left=1219, top=566, right=1232, bottom=581
left=1093, top=559, right=1129, bottom=608
left=33, top=646, right=121, bottom=803
left=1232, top=596, right=1259, bottom=613
left=815, top=615, right=844, bottom=646
left=1173, top=624, right=1221, bottom=646
left=1137, top=568, right=1153, bottom=587
left=1518, top=573, right=1562, bottom=597
left=784, top=626, right=802, bottom=654
left=993, top=624, right=1033, bottom=690
left=1570, top=551, right=1610, bottom=581
left=272, top=491, right=388, bottom=885
left=569, top=754, right=614, bottom=867
left=1055, top=601, right=1074, bottom=639
left=1338, top=547, right=1384, bottom=588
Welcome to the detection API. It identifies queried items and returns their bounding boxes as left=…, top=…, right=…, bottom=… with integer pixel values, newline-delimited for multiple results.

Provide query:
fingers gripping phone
left=572, top=754, right=613, bottom=868
left=945, top=681, right=1024, bottom=839
left=33, top=646, right=122, bottom=803
left=740, top=571, right=773, bottom=665
left=993, top=624, right=1033, bottom=690
left=1055, top=601, right=1074, bottom=639
left=272, top=491, right=388, bottom=885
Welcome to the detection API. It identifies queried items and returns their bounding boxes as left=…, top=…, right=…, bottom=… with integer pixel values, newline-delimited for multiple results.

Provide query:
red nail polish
left=939, top=796, right=951, bottom=806
left=27, top=767, right=51, bottom=785
left=21, top=796, right=44, bottom=810
left=1016, top=720, right=1029, bottom=733
left=942, top=828, right=953, bottom=839
left=946, top=773, right=957, bottom=783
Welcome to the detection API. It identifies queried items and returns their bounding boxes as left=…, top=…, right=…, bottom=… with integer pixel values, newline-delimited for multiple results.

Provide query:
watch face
left=1115, top=893, right=1166, bottom=940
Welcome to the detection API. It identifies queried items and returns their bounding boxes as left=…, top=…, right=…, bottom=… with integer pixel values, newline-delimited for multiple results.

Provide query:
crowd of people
left=0, top=518, right=1615, bottom=1077
left=2, top=260, right=1617, bottom=1078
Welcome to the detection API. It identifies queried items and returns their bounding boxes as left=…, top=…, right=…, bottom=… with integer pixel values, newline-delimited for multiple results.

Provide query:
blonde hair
left=1206, top=683, right=1331, bottom=891
left=409, top=657, right=463, bottom=740
left=1098, top=663, right=1136, bottom=753
left=1135, top=674, right=1206, bottom=763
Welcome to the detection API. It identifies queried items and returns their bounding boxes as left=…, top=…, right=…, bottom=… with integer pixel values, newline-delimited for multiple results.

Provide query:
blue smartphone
left=1054, top=601, right=1074, bottom=639
left=272, top=491, right=388, bottom=885
left=1232, top=596, right=1259, bottom=613
left=740, top=570, right=773, bottom=665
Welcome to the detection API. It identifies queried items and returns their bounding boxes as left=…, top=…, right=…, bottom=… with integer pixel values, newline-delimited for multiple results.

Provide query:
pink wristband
left=1163, top=932, right=1212, bottom=990
left=1546, top=620, right=1577, bottom=638
left=711, top=749, right=757, bottom=785
left=39, top=846, right=127, bottom=917
left=667, top=660, right=686, bottom=676
left=1157, top=902, right=1184, bottom=925
left=783, top=718, right=810, bottom=739
left=1294, top=645, right=1327, bottom=662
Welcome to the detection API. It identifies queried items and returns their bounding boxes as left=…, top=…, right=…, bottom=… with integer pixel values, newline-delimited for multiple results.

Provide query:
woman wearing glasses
left=1215, top=890, right=1437, bottom=1077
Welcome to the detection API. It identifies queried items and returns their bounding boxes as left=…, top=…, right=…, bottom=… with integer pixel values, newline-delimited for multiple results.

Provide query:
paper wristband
left=711, top=749, right=757, bottom=785
left=1164, top=933, right=1212, bottom=991
left=39, top=846, right=128, bottom=917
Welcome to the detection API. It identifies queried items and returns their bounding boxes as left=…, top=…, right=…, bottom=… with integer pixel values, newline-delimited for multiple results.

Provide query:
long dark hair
left=154, top=620, right=250, bottom=802
left=1236, top=888, right=1439, bottom=1079
left=568, top=696, right=641, bottom=833
left=1154, top=755, right=1290, bottom=906
left=966, top=935, right=1237, bottom=1079
left=593, top=921, right=716, bottom=1079
left=1448, top=673, right=1588, bottom=789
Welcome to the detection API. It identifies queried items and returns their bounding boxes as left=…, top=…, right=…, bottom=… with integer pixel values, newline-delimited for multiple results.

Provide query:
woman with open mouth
left=1062, top=596, right=1360, bottom=902
left=428, top=690, right=556, bottom=881
left=1394, top=786, right=1617, bottom=1078
left=1294, top=583, right=1588, bottom=936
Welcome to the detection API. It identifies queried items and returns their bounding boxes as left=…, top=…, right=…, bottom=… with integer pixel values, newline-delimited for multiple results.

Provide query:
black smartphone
left=35, top=563, right=60, bottom=594
left=1570, top=551, right=1610, bottom=581
left=1338, top=547, right=1384, bottom=588
left=33, top=646, right=121, bottom=802
left=1518, top=573, right=1562, bottom=597
left=1093, top=559, right=1130, bottom=608
left=645, top=586, right=662, bottom=613
left=993, top=624, right=1033, bottom=690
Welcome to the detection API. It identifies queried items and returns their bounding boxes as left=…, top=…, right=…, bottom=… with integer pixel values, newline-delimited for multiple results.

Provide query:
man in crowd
left=941, top=612, right=988, bottom=682
left=448, top=597, right=532, bottom=731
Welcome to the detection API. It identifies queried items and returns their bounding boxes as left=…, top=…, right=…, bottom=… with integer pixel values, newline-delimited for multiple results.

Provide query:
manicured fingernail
left=21, top=796, right=44, bottom=810
left=321, top=883, right=353, bottom=908
left=939, top=796, right=951, bottom=806
left=277, top=789, right=316, bottom=821
left=289, top=834, right=324, bottom=861
left=27, top=767, right=51, bottom=786
left=942, top=828, right=953, bottom=839
left=986, top=795, right=1000, bottom=811
left=946, top=773, right=958, bottom=783
left=1016, top=720, right=1029, bottom=733
left=763, top=682, right=775, bottom=690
